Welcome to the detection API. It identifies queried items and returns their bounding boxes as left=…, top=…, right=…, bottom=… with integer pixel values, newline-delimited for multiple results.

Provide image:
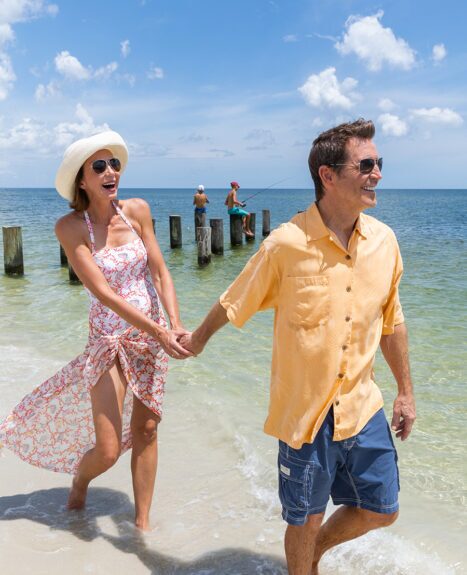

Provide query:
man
left=193, top=184, right=209, bottom=214
left=225, top=181, right=253, bottom=237
left=183, top=119, right=416, bottom=574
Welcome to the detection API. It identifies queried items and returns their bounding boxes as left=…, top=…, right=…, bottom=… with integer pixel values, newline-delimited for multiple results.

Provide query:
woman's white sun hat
left=55, top=130, right=129, bottom=201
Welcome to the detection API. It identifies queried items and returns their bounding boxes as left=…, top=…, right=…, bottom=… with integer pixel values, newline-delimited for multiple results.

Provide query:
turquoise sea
left=0, top=187, right=466, bottom=574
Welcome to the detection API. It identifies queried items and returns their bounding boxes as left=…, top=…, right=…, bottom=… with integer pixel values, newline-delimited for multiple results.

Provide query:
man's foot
left=67, top=476, right=88, bottom=510
left=243, top=229, right=254, bottom=237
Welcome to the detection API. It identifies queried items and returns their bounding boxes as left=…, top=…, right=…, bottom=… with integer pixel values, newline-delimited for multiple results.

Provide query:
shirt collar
left=305, top=202, right=370, bottom=242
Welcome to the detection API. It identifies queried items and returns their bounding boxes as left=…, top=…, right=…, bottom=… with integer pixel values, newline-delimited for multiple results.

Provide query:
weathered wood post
left=169, top=215, right=182, bottom=248
left=210, top=218, right=224, bottom=255
left=230, top=214, right=243, bottom=246
left=194, top=211, right=206, bottom=240
left=68, top=265, right=81, bottom=284
left=2, top=226, right=24, bottom=276
left=152, top=218, right=156, bottom=233
left=60, top=244, right=68, bottom=266
left=246, top=212, right=256, bottom=243
left=262, top=209, right=271, bottom=237
left=197, top=227, right=211, bottom=267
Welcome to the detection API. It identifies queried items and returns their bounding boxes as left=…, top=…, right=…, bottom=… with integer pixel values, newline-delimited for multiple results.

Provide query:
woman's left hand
left=164, top=325, right=193, bottom=359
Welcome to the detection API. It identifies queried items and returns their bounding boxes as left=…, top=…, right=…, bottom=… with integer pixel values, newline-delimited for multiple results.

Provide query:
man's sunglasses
left=330, top=157, right=383, bottom=174
left=91, top=158, right=121, bottom=174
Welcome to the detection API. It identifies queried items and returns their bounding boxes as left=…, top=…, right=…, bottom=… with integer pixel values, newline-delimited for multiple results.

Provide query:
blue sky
left=0, top=0, right=466, bottom=189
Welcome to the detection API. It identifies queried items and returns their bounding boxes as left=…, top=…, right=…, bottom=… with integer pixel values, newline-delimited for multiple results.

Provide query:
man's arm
left=182, top=301, right=229, bottom=355
left=380, top=322, right=416, bottom=441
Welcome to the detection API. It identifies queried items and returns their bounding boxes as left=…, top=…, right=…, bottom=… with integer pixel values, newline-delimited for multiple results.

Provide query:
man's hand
left=391, top=393, right=416, bottom=441
left=179, top=331, right=206, bottom=356
left=159, top=328, right=194, bottom=359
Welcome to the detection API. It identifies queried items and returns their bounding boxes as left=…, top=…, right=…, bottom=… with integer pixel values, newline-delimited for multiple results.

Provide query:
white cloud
left=0, top=117, right=44, bottom=149
left=378, top=113, right=408, bottom=137
left=283, top=34, right=298, bottom=43
left=0, top=52, right=15, bottom=100
left=147, top=65, right=164, bottom=80
left=0, top=23, right=14, bottom=46
left=0, top=1, right=58, bottom=24
left=335, top=11, right=416, bottom=71
left=410, top=107, right=463, bottom=126
left=54, top=104, right=110, bottom=147
left=55, top=50, right=90, bottom=80
left=298, top=67, right=358, bottom=109
left=432, top=43, right=447, bottom=64
left=94, top=61, right=118, bottom=80
left=35, top=80, right=59, bottom=101
left=121, top=39, right=130, bottom=58
left=378, top=98, right=395, bottom=112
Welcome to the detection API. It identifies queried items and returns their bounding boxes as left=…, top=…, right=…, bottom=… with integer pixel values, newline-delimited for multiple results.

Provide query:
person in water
left=0, top=131, right=192, bottom=530
left=193, top=184, right=209, bottom=214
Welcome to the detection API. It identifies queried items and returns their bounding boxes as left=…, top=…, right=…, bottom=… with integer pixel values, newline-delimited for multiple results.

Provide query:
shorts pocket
left=278, top=451, right=313, bottom=511
left=283, top=276, right=329, bottom=328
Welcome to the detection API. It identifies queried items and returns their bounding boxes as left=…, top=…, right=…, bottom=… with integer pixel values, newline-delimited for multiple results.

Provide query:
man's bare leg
left=284, top=512, right=324, bottom=575
left=312, top=506, right=398, bottom=573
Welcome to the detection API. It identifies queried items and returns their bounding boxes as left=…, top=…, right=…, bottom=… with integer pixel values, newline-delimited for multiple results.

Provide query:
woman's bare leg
left=68, top=360, right=127, bottom=509
left=130, top=396, right=160, bottom=529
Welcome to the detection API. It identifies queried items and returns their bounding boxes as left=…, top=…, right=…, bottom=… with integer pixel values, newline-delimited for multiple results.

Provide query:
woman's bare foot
left=67, top=476, right=88, bottom=510
left=135, top=515, right=151, bottom=531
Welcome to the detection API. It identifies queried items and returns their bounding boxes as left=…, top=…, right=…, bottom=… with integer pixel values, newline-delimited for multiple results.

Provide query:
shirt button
left=345, top=316, right=351, bottom=322
left=342, top=345, right=348, bottom=351
left=346, top=286, right=351, bottom=292
left=338, top=373, right=344, bottom=379
left=345, top=255, right=351, bottom=260
left=335, top=400, right=340, bottom=406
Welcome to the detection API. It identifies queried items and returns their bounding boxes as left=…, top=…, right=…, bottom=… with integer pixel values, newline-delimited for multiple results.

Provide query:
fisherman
left=225, top=181, right=253, bottom=237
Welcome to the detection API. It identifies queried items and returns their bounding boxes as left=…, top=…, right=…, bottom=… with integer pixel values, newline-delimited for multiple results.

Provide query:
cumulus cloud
left=35, top=80, right=60, bottom=101
left=335, top=11, right=416, bottom=71
left=55, top=51, right=90, bottom=80
left=0, top=1, right=57, bottom=100
left=410, top=107, right=463, bottom=126
left=378, top=113, right=408, bottom=137
left=283, top=34, right=298, bottom=43
left=0, top=52, right=15, bottom=100
left=0, top=117, right=44, bottom=149
left=120, top=39, right=130, bottom=58
left=147, top=65, right=164, bottom=80
left=54, top=104, right=110, bottom=147
left=378, top=98, right=395, bottom=112
left=298, top=67, right=358, bottom=109
left=94, top=61, right=118, bottom=80
left=432, top=43, right=446, bottom=64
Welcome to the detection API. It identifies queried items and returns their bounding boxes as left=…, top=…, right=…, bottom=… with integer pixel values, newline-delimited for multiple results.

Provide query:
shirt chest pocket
left=282, top=276, right=329, bottom=328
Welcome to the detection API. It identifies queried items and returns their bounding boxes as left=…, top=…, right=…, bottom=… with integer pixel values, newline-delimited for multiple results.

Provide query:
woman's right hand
left=158, top=328, right=194, bottom=359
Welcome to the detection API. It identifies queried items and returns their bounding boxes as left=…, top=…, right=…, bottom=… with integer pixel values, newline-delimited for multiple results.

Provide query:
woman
left=0, top=131, right=191, bottom=529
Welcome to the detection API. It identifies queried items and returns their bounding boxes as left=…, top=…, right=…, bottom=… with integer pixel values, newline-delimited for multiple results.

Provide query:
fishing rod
left=240, top=177, right=289, bottom=206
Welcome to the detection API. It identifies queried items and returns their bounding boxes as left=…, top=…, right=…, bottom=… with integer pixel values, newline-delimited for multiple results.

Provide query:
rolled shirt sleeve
left=219, top=244, right=279, bottom=328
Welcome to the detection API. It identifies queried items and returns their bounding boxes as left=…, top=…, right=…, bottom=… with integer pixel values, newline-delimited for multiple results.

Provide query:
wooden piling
left=246, top=212, right=256, bottom=242
left=152, top=218, right=156, bottom=233
left=197, top=227, right=211, bottom=267
left=194, top=211, right=206, bottom=240
left=68, top=265, right=81, bottom=284
left=262, top=209, right=271, bottom=237
left=2, top=226, right=24, bottom=276
left=209, top=218, right=224, bottom=255
left=230, top=214, right=243, bottom=246
left=60, top=244, right=68, bottom=266
left=169, top=215, right=182, bottom=248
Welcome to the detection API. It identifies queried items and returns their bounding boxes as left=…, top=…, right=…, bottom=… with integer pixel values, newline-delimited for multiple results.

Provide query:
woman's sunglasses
left=330, top=157, right=383, bottom=174
left=91, top=158, right=121, bottom=174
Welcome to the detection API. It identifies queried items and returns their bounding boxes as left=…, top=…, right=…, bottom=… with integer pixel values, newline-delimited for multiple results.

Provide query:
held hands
left=178, top=331, right=205, bottom=356
left=391, top=393, right=416, bottom=441
left=159, top=326, right=194, bottom=360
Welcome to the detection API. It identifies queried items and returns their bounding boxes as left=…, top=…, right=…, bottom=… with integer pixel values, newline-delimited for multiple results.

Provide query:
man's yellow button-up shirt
left=219, top=202, right=404, bottom=448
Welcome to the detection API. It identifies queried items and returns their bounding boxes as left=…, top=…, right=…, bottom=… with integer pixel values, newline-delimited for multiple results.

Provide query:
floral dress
left=0, top=202, right=168, bottom=474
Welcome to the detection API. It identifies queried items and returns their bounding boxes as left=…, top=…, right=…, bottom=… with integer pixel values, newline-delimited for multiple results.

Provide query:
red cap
left=230, top=181, right=240, bottom=188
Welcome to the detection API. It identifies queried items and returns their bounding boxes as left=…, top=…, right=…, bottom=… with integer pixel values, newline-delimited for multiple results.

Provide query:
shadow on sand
left=0, top=487, right=287, bottom=575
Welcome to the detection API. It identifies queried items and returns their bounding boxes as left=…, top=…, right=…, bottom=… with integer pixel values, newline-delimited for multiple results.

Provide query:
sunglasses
left=330, top=157, right=383, bottom=174
left=91, top=158, right=121, bottom=174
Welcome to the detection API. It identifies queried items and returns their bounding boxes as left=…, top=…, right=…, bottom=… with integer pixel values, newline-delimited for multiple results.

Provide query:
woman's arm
left=126, top=199, right=185, bottom=331
left=55, top=213, right=191, bottom=358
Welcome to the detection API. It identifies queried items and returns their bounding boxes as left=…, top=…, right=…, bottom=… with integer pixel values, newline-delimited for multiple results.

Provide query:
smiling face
left=79, top=148, right=120, bottom=203
left=332, top=138, right=382, bottom=212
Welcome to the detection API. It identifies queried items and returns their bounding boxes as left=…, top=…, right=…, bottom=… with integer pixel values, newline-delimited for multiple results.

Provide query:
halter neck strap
left=83, top=210, right=96, bottom=253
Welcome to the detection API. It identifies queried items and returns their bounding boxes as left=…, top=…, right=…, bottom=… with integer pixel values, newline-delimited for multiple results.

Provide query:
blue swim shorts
left=228, top=207, right=249, bottom=217
left=195, top=207, right=207, bottom=214
left=278, top=408, right=399, bottom=526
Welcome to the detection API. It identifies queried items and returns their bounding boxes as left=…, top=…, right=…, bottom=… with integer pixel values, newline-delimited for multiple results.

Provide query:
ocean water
left=0, top=187, right=466, bottom=574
